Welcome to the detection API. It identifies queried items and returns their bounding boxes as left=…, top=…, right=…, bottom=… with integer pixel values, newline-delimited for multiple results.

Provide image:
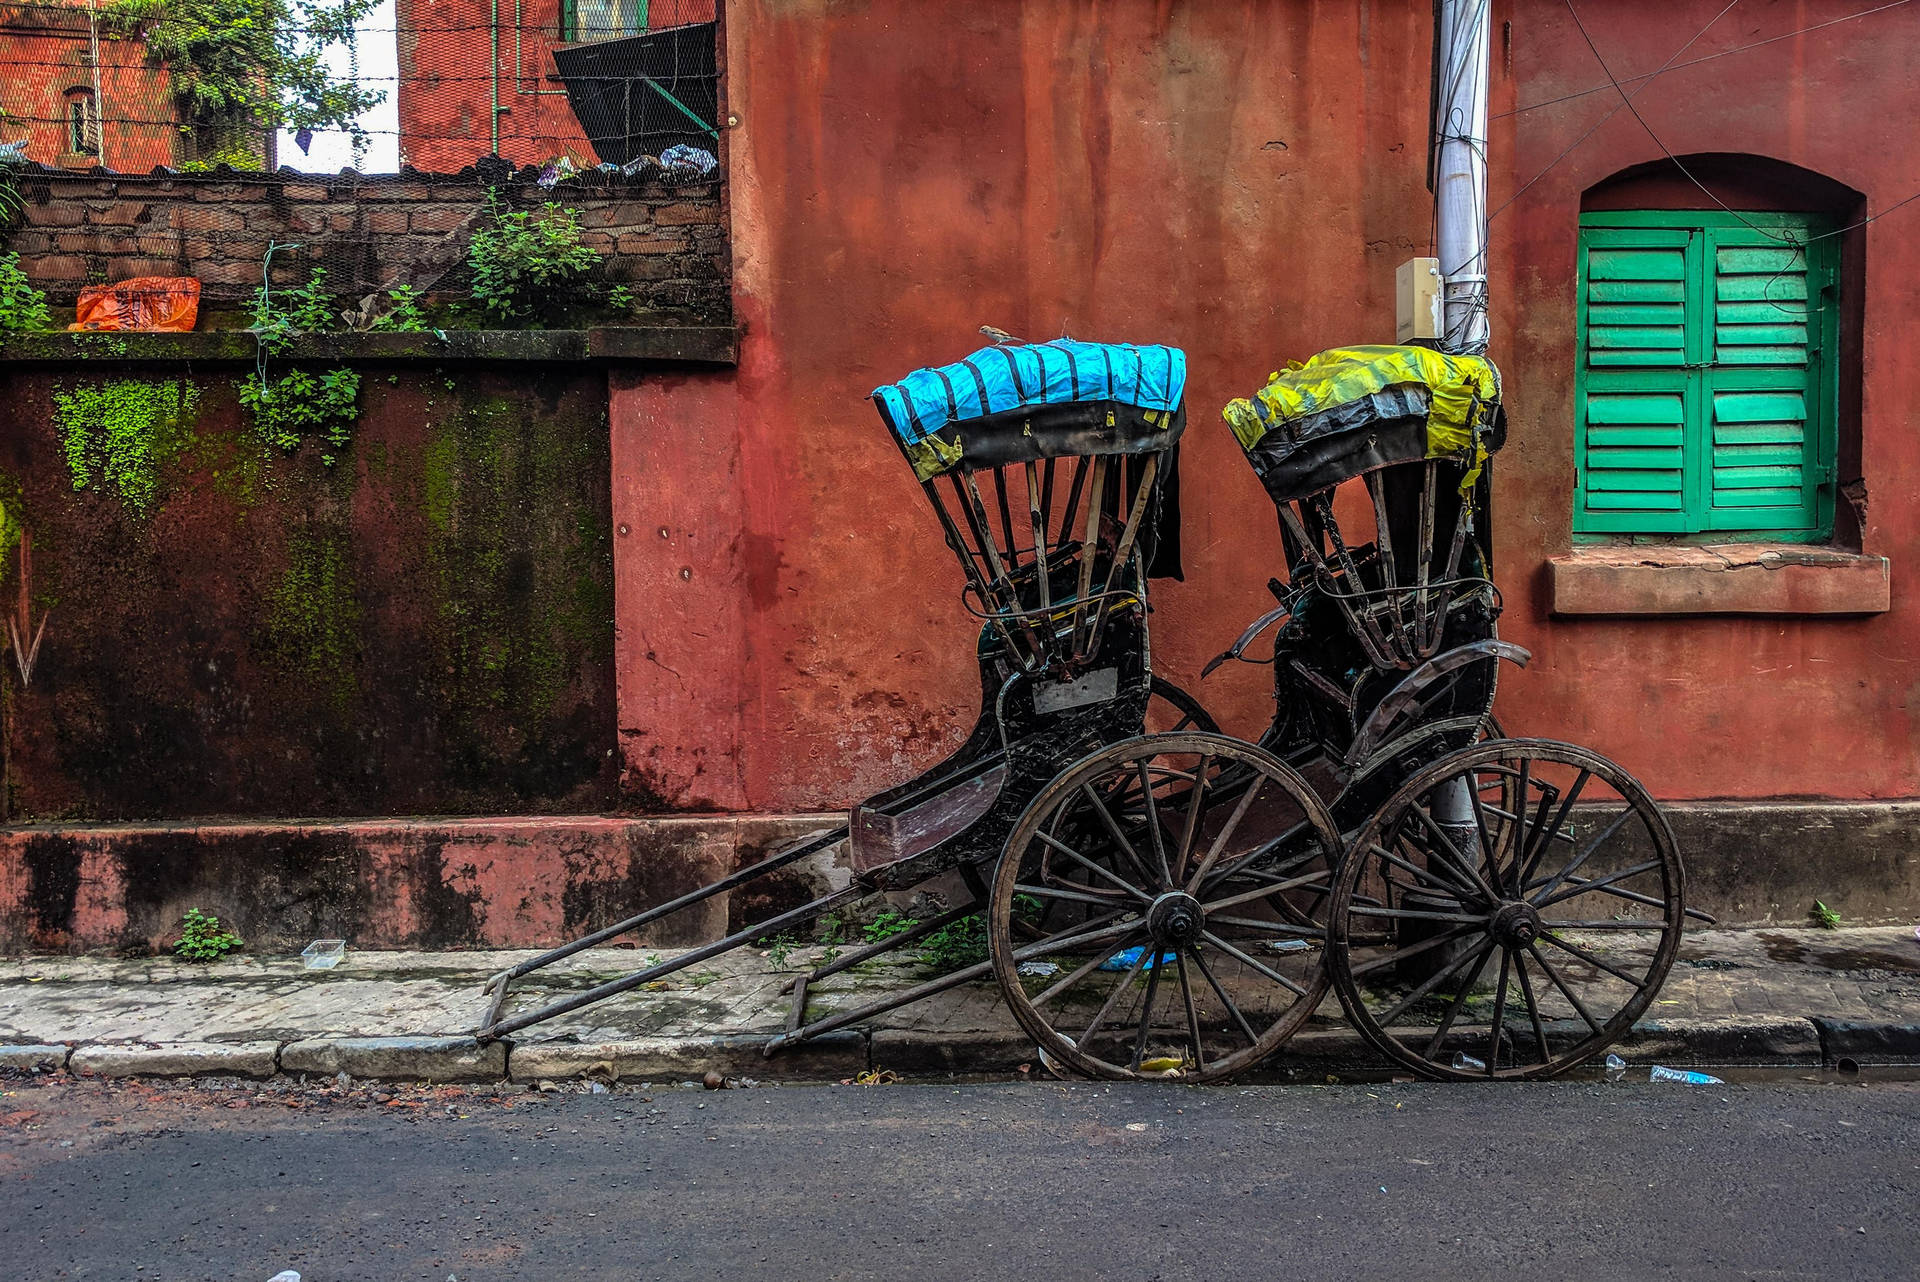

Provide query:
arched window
left=63, top=87, right=98, bottom=157
left=1574, top=156, right=1864, bottom=545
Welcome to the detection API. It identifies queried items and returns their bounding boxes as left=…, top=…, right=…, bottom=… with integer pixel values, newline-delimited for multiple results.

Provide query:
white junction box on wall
left=1396, top=257, right=1442, bottom=343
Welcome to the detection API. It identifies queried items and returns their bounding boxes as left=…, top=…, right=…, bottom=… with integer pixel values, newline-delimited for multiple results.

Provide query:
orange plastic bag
left=69, top=277, right=201, bottom=332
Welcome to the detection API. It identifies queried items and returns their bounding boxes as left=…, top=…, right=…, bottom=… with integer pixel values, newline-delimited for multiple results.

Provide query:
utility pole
left=1434, top=0, right=1492, bottom=354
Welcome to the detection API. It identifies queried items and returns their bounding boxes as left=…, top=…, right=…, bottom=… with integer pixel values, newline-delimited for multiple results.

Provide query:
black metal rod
left=783, top=901, right=979, bottom=989
left=479, top=884, right=865, bottom=1041
left=762, top=954, right=996, bottom=1055
left=483, top=825, right=848, bottom=991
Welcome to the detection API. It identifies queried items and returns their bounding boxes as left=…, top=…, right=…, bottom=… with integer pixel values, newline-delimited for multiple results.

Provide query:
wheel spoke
left=1009, top=912, right=1132, bottom=964
left=1030, top=927, right=1144, bottom=1008
left=1509, top=757, right=1532, bottom=888
left=1198, top=823, right=1322, bottom=897
left=1199, top=930, right=1310, bottom=998
left=1173, top=753, right=1212, bottom=883
left=1512, top=949, right=1552, bottom=1065
left=1184, top=776, right=1266, bottom=893
left=1420, top=943, right=1498, bottom=1059
left=1534, top=860, right=1665, bottom=911
left=1211, top=914, right=1326, bottom=939
left=1014, top=882, right=1132, bottom=909
left=1485, top=948, right=1511, bottom=1075
left=1536, top=930, right=1651, bottom=987
left=1344, top=904, right=1488, bottom=925
left=1079, top=782, right=1155, bottom=886
left=1465, top=779, right=1505, bottom=894
left=1347, top=924, right=1476, bottom=978
left=1190, top=948, right=1259, bottom=1047
left=1538, top=918, right=1668, bottom=931
left=1375, top=936, right=1493, bottom=1029
left=1406, top=804, right=1501, bottom=903
left=1175, top=949, right=1207, bottom=1072
left=1530, top=807, right=1635, bottom=905
left=1515, top=768, right=1590, bottom=891
left=1033, top=830, right=1153, bottom=903
left=1136, top=760, right=1172, bottom=884
left=1526, top=943, right=1604, bottom=1034
left=1080, top=944, right=1152, bottom=1051
left=1365, top=841, right=1479, bottom=903
left=1129, top=948, right=1167, bottom=1071
left=1202, top=867, right=1330, bottom=915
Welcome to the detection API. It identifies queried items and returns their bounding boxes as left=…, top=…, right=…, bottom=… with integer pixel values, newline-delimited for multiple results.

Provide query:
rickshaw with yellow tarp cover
left=982, top=344, right=1702, bottom=1083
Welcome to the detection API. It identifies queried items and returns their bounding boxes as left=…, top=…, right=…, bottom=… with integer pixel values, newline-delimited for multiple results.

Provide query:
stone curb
left=280, top=1036, right=506, bottom=1082
left=68, top=1041, right=280, bottom=1079
left=0, top=1043, right=71, bottom=1072
left=7, top=1015, right=1916, bottom=1084
left=507, top=1032, right=865, bottom=1084
left=1809, top=1017, right=1920, bottom=1060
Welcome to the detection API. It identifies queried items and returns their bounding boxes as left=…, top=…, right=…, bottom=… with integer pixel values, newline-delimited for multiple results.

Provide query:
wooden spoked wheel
left=1326, top=738, right=1684, bottom=1080
left=989, top=733, right=1340, bottom=1083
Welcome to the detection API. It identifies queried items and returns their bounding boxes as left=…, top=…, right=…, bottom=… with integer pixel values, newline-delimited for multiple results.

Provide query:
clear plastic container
left=301, top=939, right=347, bottom=970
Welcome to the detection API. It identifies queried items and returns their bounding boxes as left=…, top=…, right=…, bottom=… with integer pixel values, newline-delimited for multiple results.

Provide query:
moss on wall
left=50, top=379, right=202, bottom=514
left=1, top=366, right=616, bottom=822
left=254, top=525, right=362, bottom=712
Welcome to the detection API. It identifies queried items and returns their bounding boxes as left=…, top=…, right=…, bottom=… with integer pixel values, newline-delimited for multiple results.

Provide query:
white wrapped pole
left=1435, top=0, right=1492, bottom=355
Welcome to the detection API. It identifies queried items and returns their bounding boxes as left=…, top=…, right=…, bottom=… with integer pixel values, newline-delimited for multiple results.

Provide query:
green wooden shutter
left=1575, top=212, right=1836, bottom=542
left=1575, top=228, right=1693, bottom=533
left=1702, top=228, right=1833, bottom=532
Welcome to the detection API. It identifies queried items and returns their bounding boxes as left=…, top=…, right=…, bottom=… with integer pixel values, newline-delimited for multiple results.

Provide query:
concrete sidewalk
left=2, top=926, right=1917, bottom=1084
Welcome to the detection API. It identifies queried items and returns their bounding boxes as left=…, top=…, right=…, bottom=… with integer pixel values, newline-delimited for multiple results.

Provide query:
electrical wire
left=1488, top=0, right=1741, bottom=223
left=1496, top=0, right=1913, bottom=119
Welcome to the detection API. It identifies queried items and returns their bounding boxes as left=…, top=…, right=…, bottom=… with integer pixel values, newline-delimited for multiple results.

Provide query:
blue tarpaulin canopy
left=873, top=339, right=1187, bottom=480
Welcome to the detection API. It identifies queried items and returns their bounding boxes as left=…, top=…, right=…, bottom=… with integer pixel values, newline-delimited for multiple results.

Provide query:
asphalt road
left=2, top=1074, right=1916, bottom=1281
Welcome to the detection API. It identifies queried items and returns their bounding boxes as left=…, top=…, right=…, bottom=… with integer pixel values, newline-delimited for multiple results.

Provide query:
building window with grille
left=64, top=87, right=99, bottom=157
left=1574, top=210, right=1838, bottom=543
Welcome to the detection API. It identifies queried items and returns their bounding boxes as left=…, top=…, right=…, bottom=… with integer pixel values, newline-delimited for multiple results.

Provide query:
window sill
left=1548, top=544, right=1889, bottom=617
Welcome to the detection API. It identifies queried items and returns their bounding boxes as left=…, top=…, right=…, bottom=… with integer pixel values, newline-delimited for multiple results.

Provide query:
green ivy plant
left=250, top=265, right=337, bottom=353
left=0, top=252, right=52, bottom=333
left=52, top=379, right=202, bottom=512
left=369, top=284, right=429, bottom=332
left=239, top=366, right=360, bottom=465
left=467, top=191, right=601, bottom=326
left=174, top=907, right=244, bottom=962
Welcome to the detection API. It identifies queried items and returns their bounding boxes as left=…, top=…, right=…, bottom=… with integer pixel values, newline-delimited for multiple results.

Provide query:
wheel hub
left=1490, top=900, right=1541, bottom=948
left=1147, top=891, right=1205, bottom=947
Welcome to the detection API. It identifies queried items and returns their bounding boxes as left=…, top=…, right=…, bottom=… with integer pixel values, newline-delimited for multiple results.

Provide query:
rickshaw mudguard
left=1343, top=638, right=1531, bottom=767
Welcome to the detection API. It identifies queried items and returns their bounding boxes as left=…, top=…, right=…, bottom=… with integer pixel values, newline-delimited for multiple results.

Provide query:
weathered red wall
left=621, top=0, right=1920, bottom=812
left=620, top=0, right=1437, bottom=811
left=1486, top=0, right=1920, bottom=797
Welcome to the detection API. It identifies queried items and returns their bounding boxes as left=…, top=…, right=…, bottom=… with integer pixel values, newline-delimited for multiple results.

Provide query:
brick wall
left=2, top=166, right=729, bottom=323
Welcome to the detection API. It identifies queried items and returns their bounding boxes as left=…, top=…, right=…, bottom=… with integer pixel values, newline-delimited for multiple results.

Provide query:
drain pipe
left=1434, top=0, right=1491, bottom=355
left=490, top=0, right=503, bottom=156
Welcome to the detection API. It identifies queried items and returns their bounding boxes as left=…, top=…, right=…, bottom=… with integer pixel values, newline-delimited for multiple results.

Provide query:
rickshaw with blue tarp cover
left=474, top=336, right=1217, bottom=1053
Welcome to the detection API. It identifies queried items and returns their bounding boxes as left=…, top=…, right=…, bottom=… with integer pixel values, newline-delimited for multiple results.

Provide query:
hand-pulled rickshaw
left=476, top=337, right=1699, bottom=1083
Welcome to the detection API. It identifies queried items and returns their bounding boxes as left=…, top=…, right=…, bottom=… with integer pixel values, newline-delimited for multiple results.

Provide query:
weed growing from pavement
left=173, top=908, right=244, bottom=962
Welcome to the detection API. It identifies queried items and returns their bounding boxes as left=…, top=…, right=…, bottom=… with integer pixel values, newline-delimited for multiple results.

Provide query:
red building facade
left=0, top=1, right=176, bottom=171
left=395, top=0, right=716, bottom=172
